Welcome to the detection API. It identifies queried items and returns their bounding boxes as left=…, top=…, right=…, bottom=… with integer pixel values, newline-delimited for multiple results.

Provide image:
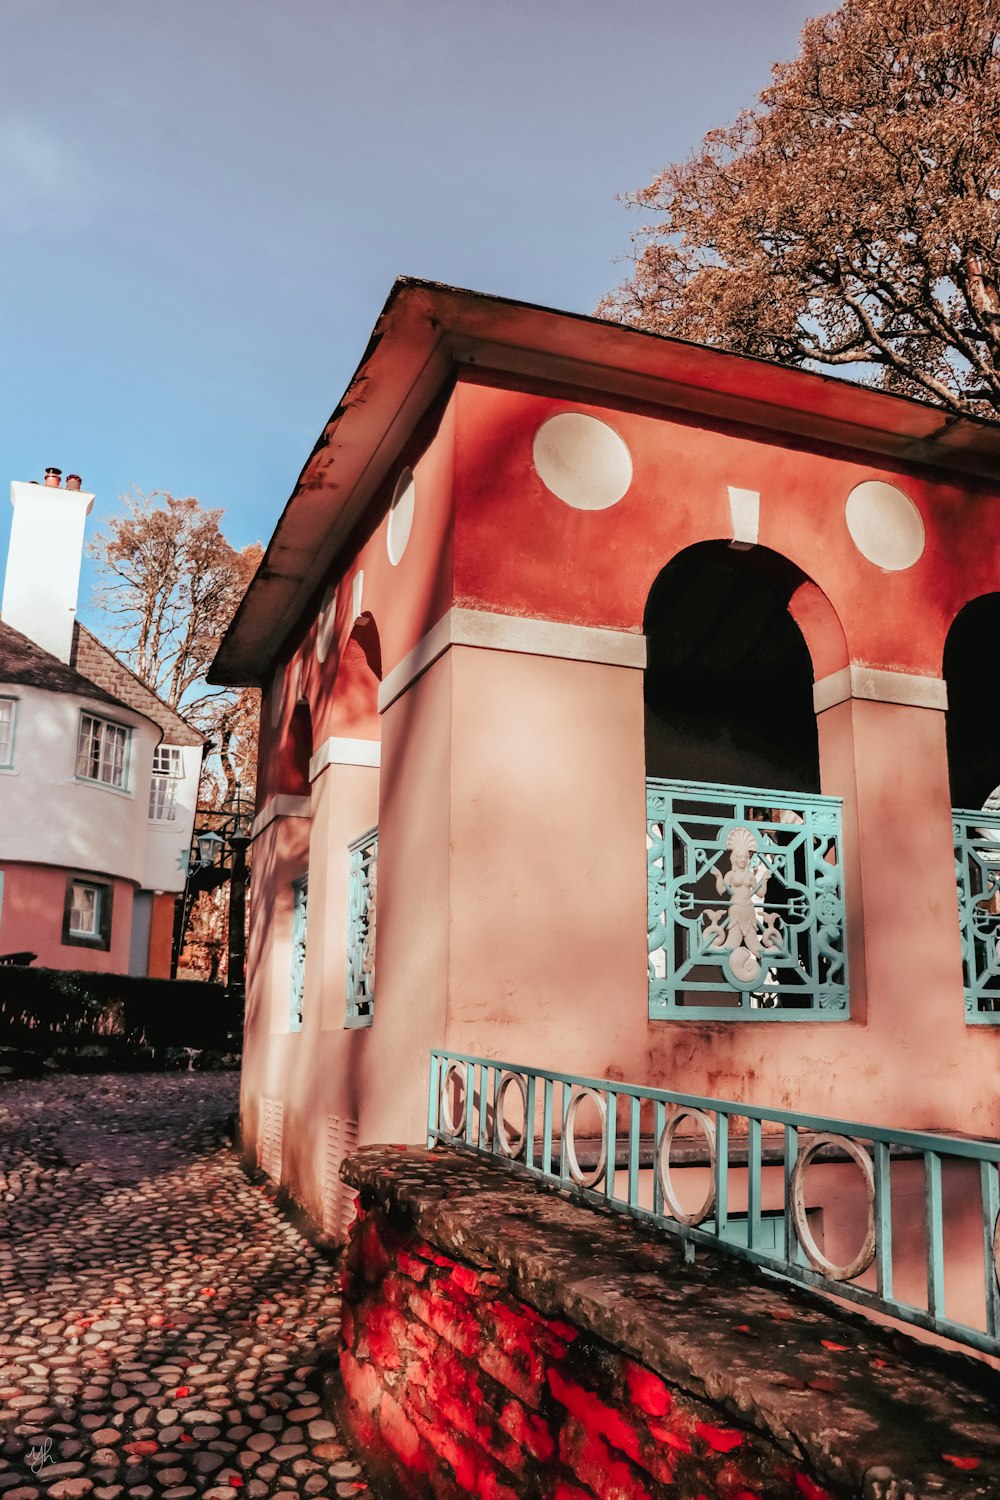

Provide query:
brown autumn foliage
left=90, top=490, right=261, bottom=980
left=600, top=0, right=1000, bottom=417
left=91, top=489, right=261, bottom=798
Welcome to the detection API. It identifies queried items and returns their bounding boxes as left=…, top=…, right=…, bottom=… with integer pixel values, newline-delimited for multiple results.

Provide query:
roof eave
left=209, top=279, right=1000, bottom=687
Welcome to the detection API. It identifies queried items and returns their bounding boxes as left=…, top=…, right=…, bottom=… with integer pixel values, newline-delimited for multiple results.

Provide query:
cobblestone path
left=0, top=1074, right=368, bottom=1500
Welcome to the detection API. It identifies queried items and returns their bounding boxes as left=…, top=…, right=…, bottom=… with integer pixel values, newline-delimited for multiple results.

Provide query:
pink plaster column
left=816, top=675, right=966, bottom=1127
left=445, top=638, right=649, bottom=1078
left=307, top=757, right=380, bottom=1033
left=363, top=651, right=452, bottom=1144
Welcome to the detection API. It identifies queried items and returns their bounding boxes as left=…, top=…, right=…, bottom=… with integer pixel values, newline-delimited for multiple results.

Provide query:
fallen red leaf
left=942, top=1455, right=981, bottom=1471
left=696, top=1422, right=744, bottom=1453
left=175, top=1386, right=191, bottom=1397
left=820, top=1340, right=848, bottom=1351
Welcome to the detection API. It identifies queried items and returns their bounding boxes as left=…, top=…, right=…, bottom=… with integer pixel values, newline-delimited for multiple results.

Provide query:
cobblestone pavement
left=0, top=1074, right=368, bottom=1500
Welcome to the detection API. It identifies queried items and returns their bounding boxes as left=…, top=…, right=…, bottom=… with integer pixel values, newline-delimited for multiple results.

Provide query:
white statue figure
left=712, top=826, right=770, bottom=982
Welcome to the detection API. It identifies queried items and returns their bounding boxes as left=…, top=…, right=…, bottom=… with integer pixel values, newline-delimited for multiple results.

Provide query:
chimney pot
left=44, top=467, right=62, bottom=488
left=65, top=474, right=82, bottom=491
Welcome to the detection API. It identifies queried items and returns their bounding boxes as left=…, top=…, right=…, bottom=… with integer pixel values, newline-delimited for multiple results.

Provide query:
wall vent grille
left=324, top=1114, right=360, bottom=1240
left=259, top=1097, right=283, bottom=1183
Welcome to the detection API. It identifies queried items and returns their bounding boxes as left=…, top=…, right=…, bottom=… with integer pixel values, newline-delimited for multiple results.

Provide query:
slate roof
left=0, top=619, right=204, bottom=749
left=71, top=625, right=203, bottom=748
left=0, top=620, right=128, bottom=710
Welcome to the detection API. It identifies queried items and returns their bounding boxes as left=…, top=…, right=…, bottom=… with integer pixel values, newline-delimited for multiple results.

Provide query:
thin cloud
left=0, top=118, right=101, bottom=227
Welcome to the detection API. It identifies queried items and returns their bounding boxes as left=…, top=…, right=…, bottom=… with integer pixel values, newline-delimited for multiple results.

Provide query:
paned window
left=63, top=878, right=113, bottom=949
left=290, top=876, right=308, bottom=1032
left=70, top=882, right=101, bottom=936
left=77, top=713, right=130, bottom=789
left=0, top=697, right=16, bottom=767
left=149, top=745, right=183, bottom=820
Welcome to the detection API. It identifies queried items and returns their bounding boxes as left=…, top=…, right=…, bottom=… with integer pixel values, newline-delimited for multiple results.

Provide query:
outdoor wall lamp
left=195, top=831, right=225, bottom=868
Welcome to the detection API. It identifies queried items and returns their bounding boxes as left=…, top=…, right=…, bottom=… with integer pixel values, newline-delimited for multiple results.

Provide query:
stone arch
left=330, top=612, right=382, bottom=742
left=278, top=695, right=314, bottom=796
left=943, top=592, right=1000, bottom=809
left=643, top=542, right=846, bottom=793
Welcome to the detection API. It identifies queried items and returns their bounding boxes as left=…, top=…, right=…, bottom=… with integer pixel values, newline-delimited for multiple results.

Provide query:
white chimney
left=2, top=473, right=95, bottom=662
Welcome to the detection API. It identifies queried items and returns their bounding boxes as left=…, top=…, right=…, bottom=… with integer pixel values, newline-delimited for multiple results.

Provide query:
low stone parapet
left=332, top=1145, right=1000, bottom=1500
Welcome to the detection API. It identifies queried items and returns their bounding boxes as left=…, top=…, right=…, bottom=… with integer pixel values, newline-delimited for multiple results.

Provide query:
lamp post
left=173, top=785, right=252, bottom=996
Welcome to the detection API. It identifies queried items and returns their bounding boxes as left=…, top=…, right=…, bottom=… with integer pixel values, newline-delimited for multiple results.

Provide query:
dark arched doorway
left=643, top=543, right=848, bottom=1018
left=644, top=542, right=819, bottom=792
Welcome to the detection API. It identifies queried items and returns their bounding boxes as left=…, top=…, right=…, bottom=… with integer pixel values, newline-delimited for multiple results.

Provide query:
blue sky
left=0, top=0, right=820, bottom=629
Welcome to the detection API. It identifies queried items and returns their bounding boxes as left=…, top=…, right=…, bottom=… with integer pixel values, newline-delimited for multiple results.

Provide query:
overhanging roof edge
left=210, top=278, right=1000, bottom=686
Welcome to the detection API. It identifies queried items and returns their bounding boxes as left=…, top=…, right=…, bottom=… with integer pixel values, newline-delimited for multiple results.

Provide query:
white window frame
left=0, top=696, right=16, bottom=769
left=152, top=745, right=183, bottom=777
left=149, top=745, right=183, bottom=821
left=76, top=711, right=131, bottom=790
left=69, top=881, right=102, bottom=938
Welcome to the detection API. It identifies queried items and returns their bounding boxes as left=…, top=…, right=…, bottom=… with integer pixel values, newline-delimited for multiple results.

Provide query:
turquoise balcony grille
left=646, top=778, right=848, bottom=1020
left=289, top=875, right=308, bottom=1032
left=954, top=808, right=1000, bottom=1023
left=345, top=826, right=378, bottom=1029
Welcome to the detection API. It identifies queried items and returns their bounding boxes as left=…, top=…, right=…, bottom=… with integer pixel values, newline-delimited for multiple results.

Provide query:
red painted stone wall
left=334, top=1204, right=840, bottom=1500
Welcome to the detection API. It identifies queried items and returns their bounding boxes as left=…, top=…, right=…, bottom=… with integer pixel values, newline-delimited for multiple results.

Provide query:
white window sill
left=74, top=776, right=132, bottom=799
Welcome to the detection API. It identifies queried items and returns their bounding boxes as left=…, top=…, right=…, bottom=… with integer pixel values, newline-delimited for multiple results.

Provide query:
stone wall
left=331, top=1147, right=1000, bottom=1500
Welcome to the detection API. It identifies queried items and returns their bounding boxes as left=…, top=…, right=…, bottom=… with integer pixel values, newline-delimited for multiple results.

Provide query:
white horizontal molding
left=814, top=665, right=948, bottom=714
left=251, top=793, right=312, bottom=841
left=310, top=736, right=381, bottom=781
left=379, top=608, right=646, bottom=712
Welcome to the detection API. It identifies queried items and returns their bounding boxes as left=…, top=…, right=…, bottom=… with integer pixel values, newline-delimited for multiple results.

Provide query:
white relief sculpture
left=361, top=854, right=377, bottom=990
left=709, top=826, right=772, bottom=983
left=702, top=909, right=727, bottom=949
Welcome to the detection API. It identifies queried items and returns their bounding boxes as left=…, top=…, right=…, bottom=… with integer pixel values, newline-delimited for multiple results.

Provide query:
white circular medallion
left=845, top=481, right=924, bottom=571
left=316, top=584, right=337, bottom=663
left=269, top=664, right=285, bottom=728
left=533, top=412, right=632, bottom=511
left=387, top=469, right=415, bottom=565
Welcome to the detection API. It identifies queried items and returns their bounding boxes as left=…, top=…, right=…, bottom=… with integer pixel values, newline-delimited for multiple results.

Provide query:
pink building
left=212, top=282, right=1000, bottom=1330
left=0, top=470, right=203, bottom=976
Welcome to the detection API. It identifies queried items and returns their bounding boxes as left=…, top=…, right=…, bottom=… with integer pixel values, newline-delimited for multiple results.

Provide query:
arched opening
left=943, top=594, right=1000, bottom=810
left=330, top=612, right=382, bottom=740
left=643, top=544, right=850, bottom=1018
left=644, top=543, right=821, bottom=792
left=279, top=698, right=313, bottom=796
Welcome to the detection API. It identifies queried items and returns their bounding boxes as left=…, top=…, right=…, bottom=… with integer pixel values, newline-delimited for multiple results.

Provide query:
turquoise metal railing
left=954, top=808, right=1000, bottom=1024
left=429, top=1049, right=1000, bottom=1358
left=345, top=826, right=378, bottom=1028
left=646, top=778, right=848, bottom=1020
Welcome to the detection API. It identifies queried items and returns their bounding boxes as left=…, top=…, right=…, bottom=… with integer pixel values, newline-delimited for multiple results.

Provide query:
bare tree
left=600, top=0, right=1000, bottom=418
left=91, top=489, right=261, bottom=715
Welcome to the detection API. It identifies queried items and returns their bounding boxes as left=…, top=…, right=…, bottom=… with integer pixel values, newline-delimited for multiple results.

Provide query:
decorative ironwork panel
left=954, top=808, right=1000, bottom=1023
left=647, top=778, right=848, bottom=1021
left=289, top=875, right=308, bottom=1032
left=346, top=826, right=378, bottom=1028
